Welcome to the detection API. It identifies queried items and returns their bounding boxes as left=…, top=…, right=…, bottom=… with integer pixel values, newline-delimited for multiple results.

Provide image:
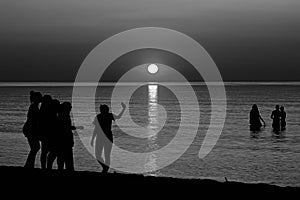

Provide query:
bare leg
left=40, top=141, right=49, bottom=169
left=103, top=137, right=113, bottom=173
left=95, top=137, right=106, bottom=171
left=57, top=150, right=65, bottom=170
left=24, top=137, right=40, bottom=168
left=47, top=150, right=57, bottom=170
left=65, top=148, right=74, bottom=171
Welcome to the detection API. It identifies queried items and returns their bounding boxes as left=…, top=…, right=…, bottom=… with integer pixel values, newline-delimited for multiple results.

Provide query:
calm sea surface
left=0, top=82, right=299, bottom=187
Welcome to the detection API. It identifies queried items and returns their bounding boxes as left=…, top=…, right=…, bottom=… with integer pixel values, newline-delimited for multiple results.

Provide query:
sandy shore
left=1, top=165, right=299, bottom=197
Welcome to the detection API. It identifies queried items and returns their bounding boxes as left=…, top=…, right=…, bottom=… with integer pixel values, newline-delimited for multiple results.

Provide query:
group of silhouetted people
left=250, top=104, right=286, bottom=133
left=23, top=91, right=78, bottom=170
left=23, top=90, right=126, bottom=173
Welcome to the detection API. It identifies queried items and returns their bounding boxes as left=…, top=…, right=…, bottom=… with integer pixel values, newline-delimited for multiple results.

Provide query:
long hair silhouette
left=249, top=104, right=265, bottom=132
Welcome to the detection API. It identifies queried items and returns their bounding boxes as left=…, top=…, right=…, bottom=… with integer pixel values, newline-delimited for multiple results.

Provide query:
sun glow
left=147, top=64, right=159, bottom=74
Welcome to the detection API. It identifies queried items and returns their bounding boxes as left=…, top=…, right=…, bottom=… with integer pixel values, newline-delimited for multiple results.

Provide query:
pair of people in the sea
left=249, top=104, right=287, bottom=132
left=91, top=103, right=126, bottom=173
left=23, top=91, right=81, bottom=170
left=271, top=105, right=286, bottom=132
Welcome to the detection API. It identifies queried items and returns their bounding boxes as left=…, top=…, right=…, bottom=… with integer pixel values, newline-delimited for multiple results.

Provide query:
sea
left=0, top=82, right=299, bottom=187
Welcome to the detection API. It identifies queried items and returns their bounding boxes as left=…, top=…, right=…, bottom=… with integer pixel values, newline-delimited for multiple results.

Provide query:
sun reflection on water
left=144, top=84, right=159, bottom=174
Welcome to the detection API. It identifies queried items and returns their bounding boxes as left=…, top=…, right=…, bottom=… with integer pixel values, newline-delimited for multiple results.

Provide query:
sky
left=0, top=0, right=299, bottom=82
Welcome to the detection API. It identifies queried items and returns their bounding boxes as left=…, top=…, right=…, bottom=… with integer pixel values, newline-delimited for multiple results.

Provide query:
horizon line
left=1, top=81, right=300, bottom=87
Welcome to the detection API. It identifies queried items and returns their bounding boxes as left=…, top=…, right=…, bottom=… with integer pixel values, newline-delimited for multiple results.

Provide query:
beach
left=0, top=83, right=300, bottom=187
left=1, top=165, right=299, bottom=197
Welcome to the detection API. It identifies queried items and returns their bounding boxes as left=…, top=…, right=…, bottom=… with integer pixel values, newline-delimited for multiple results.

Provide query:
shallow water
left=0, top=83, right=299, bottom=187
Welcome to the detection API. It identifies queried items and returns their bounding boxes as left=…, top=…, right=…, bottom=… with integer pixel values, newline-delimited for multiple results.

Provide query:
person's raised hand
left=121, top=102, right=126, bottom=109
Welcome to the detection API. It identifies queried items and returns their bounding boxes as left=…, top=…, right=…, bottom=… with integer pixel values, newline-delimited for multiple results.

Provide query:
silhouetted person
left=249, top=104, right=265, bottom=132
left=271, top=105, right=281, bottom=133
left=24, top=91, right=42, bottom=168
left=57, top=102, right=76, bottom=171
left=39, top=95, right=53, bottom=169
left=280, top=106, right=286, bottom=131
left=46, top=99, right=61, bottom=169
left=91, top=103, right=126, bottom=173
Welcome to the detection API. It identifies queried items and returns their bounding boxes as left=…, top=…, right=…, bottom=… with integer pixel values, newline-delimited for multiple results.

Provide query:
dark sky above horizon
left=0, top=0, right=300, bottom=82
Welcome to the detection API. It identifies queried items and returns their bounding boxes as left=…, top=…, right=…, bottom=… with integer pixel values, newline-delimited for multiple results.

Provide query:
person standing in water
left=280, top=106, right=287, bottom=131
left=249, top=104, right=266, bottom=132
left=91, top=103, right=126, bottom=173
left=271, top=105, right=281, bottom=133
left=24, top=91, right=42, bottom=168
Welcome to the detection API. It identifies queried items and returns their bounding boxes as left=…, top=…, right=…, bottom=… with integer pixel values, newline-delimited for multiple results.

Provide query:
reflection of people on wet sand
left=271, top=105, right=281, bottom=133
left=91, top=103, right=126, bottom=173
left=280, top=106, right=286, bottom=131
left=249, top=104, right=265, bottom=132
left=23, top=91, right=42, bottom=168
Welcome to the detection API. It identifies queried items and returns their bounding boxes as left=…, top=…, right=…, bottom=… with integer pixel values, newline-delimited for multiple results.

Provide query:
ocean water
left=0, top=82, right=300, bottom=187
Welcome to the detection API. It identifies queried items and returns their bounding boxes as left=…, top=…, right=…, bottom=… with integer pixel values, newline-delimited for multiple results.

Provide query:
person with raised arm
left=91, top=103, right=126, bottom=173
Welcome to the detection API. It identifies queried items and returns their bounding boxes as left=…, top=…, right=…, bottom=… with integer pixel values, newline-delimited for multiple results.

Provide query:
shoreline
left=1, top=165, right=299, bottom=195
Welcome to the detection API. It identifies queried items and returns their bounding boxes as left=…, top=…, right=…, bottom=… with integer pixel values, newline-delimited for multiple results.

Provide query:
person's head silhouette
left=60, top=102, right=72, bottom=114
left=100, top=104, right=109, bottom=114
left=30, top=91, right=42, bottom=104
left=280, top=106, right=285, bottom=112
left=42, top=95, right=52, bottom=104
left=52, top=99, right=60, bottom=113
left=275, top=105, right=280, bottom=110
left=252, top=104, right=258, bottom=111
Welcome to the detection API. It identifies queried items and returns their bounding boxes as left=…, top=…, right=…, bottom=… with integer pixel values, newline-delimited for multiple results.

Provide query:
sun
left=147, top=64, right=159, bottom=74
